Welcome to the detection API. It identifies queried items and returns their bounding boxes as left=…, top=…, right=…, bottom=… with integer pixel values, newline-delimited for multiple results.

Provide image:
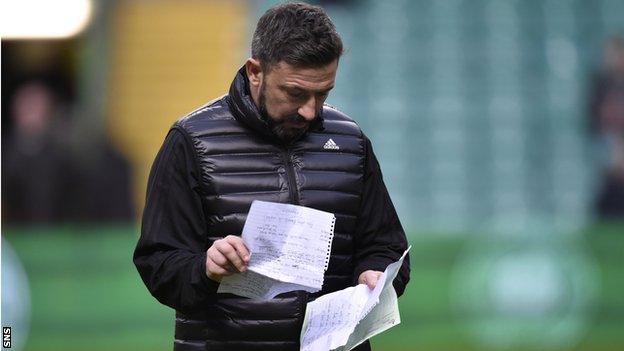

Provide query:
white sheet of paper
left=217, top=269, right=318, bottom=300
left=218, top=201, right=336, bottom=299
left=300, top=284, right=371, bottom=350
left=340, top=284, right=401, bottom=351
left=243, top=201, right=335, bottom=288
left=300, top=247, right=410, bottom=351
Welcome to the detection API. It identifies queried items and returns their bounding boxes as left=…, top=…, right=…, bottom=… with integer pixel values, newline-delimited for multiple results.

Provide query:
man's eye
left=288, top=91, right=304, bottom=98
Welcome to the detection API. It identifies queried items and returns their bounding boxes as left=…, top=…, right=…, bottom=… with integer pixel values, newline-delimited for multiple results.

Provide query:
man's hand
left=205, top=235, right=251, bottom=282
left=358, top=270, right=383, bottom=290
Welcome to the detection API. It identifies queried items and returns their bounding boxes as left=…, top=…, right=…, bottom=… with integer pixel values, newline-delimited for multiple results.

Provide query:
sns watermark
left=2, top=327, right=10, bottom=348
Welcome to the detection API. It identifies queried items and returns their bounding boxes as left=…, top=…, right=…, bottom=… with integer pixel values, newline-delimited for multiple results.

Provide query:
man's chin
left=273, top=125, right=308, bottom=143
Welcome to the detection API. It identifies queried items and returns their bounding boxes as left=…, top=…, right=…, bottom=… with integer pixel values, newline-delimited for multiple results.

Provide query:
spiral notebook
left=218, top=200, right=336, bottom=300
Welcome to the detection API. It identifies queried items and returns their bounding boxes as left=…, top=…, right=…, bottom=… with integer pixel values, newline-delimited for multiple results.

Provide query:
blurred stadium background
left=2, top=0, right=624, bottom=350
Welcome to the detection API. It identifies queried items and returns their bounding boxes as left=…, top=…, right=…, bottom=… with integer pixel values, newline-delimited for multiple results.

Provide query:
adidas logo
left=323, top=138, right=340, bottom=150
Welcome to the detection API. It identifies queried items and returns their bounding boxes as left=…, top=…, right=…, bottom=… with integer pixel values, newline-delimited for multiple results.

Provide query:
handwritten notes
left=300, top=247, right=410, bottom=351
left=218, top=201, right=336, bottom=299
left=299, top=284, right=371, bottom=350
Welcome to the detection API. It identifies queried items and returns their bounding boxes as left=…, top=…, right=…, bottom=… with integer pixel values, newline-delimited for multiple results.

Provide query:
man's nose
left=297, top=96, right=317, bottom=121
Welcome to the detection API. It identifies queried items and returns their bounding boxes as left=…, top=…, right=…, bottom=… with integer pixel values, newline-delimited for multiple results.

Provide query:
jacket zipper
left=283, top=149, right=307, bottom=318
left=281, top=148, right=300, bottom=205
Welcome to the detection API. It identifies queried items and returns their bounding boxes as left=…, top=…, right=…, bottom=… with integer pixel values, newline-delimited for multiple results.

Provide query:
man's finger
left=359, top=270, right=382, bottom=290
left=206, top=256, right=232, bottom=280
left=225, top=235, right=251, bottom=262
left=217, top=240, right=246, bottom=272
left=364, top=273, right=378, bottom=289
left=208, top=248, right=229, bottom=267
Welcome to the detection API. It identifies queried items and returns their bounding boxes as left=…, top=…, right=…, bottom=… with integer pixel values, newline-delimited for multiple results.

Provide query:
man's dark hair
left=251, top=2, right=343, bottom=70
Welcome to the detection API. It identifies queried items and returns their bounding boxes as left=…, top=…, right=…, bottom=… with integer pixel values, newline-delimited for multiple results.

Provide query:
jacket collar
left=226, top=66, right=324, bottom=143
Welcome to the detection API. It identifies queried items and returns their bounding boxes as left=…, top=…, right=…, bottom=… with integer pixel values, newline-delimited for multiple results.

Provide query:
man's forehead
left=267, top=61, right=338, bottom=86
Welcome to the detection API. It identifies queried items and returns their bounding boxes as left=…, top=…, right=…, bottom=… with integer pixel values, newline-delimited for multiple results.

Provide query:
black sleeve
left=352, top=135, right=411, bottom=297
left=133, top=127, right=218, bottom=313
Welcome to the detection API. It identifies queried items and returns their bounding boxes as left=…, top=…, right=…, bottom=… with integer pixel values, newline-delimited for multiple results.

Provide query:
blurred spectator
left=2, top=81, right=135, bottom=224
left=71, top=138, right=135, bottom=222
left=589, top=36, right=624, bottom=219
left=2, top=81, right=76, bottom=223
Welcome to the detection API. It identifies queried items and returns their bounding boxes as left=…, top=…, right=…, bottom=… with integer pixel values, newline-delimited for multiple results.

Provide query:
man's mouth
left=282, top=119, right=309, bottom=129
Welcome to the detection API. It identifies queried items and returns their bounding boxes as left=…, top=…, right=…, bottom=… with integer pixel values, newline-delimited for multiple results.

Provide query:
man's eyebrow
left=318, top=86, right=334, bottom=94
left=281, top=85, right=335, bottom=94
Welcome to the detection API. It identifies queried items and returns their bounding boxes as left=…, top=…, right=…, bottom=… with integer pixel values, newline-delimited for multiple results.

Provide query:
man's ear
left=245, top=58, right=263, bottom=88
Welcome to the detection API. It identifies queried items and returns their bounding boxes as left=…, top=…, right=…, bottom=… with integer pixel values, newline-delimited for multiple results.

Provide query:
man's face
left=255, top=60, right=337, bottom=142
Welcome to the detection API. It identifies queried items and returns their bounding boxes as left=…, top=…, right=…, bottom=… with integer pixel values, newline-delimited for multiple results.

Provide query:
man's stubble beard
left=257, top=83, right=312, bottom=144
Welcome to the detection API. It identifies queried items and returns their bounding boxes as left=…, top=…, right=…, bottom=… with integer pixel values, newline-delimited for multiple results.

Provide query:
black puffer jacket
left=134, top=67, right=410, bottom=351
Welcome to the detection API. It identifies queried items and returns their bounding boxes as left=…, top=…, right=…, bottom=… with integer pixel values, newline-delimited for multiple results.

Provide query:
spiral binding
left=323, top=216, right=336, bottom=272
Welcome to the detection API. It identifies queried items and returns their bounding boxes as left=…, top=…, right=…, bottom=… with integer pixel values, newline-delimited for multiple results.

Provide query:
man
left=133, top=3, right=410, bottom=350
